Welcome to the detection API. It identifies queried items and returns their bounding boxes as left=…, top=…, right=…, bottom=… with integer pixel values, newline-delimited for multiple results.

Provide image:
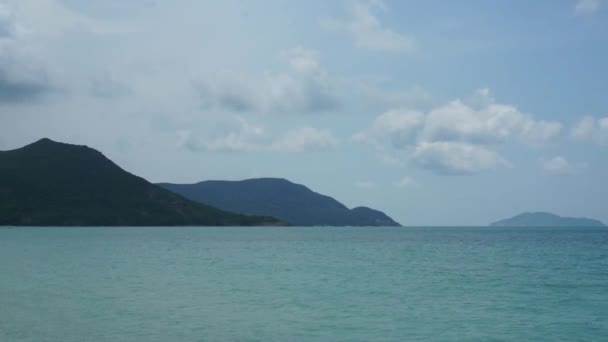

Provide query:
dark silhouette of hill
left=158, top=178, right=401, bottom=226
left=490, top=212, right=605, bottom=227
left=0, top=138, right=280, bottom=226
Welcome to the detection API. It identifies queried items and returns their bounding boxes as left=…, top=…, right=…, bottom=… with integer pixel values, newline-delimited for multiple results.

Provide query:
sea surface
left=1, top=226, right=607, bottom=341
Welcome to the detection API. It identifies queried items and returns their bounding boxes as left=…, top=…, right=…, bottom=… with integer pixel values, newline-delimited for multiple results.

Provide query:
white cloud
left=353, top=108, right=423, bottom=148
left=571, top=116, right=608, bottom=144
left=354, top=89, right=562, bottom=175
left=521, top=120, right=563, bottom=145
left=355, top=181, right=376, bottom=189
left=420, top=93, right=562, bottom=145
left=179, top=117, right=338, bottom=153
left=467, top=87, right=495, bottom=108
left=196, top=47, right=340, bottom=115
left=575, top=0, right=601, bottom=14
left=320, top=0, right=415, bottom=53
left=412, top=141, right=509, bottom=175
left=541, top=156, right=587, bottom=174
left=571, top=116, right=596, bottom=139
left=357, top=89, right=561, bottom=149
left=421, top=101, right=521, bottom=144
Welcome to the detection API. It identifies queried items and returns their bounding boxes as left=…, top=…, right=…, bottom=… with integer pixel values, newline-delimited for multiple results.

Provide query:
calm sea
left=1, top=227, right=607, bottom=341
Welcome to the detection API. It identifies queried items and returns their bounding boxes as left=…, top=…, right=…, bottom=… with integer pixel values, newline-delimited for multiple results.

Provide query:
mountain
left=158, top=178, right=401, bottom=226
left=490, top=212, right=605, bottom=227
left=0, top=138, right=280, bottom=226
left=349, top=207, right=401, bottom=227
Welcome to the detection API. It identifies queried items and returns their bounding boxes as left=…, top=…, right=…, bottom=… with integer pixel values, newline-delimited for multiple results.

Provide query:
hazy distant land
left=159, top=179, right=401, bottom=227
left=491, top=212, right=606, bottom=227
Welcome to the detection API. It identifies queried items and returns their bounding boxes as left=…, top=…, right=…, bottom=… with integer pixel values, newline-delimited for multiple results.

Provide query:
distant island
left=0, top=138, right=280, bottom=226
left=158, top=178, right=401, bottom=227
left=491, top=212, right=606, bottom=227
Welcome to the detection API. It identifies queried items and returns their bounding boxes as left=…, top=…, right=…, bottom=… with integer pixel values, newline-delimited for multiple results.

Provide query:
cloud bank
left=0, top=3, right=53, bottom=104
left=195, top=47, right=340, bottom=115
left=355, top=89, right=562, bottom=174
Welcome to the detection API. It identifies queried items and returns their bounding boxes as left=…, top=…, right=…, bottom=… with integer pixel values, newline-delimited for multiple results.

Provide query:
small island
left=491, top=212, right=606, bottom=227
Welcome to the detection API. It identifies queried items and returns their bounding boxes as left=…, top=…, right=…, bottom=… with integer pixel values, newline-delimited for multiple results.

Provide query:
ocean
left=1, top=226, right=607, bottom=341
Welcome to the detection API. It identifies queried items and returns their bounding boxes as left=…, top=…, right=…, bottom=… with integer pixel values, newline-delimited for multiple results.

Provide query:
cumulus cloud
left=420, top=98, right=561, bottom=145
left=179, top=117, right=338, bottom=153
left=575, top=0, right=601, bottom=14
left=412, top=141, right=509, bottom=175
left=320, top=0, right=415, bottom=53
left=195, top=47, right=340, bottom=115
left=353, top=108, right=423, bottom=148
left=571, top=116, right=608, bottom=144
left=358, top=89, right=561, bottom=148
left=521, top=120, right=563, bottom=145
left=354, top=89, right=562, bottom=175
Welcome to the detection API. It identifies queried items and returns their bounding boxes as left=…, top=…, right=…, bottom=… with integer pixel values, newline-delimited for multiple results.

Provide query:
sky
left=0, top=0, right=607, bottom=225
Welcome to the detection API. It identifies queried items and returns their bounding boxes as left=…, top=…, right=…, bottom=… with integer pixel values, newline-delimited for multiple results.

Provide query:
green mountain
left=490, top=212, right=605, bottom=227
left=158, top=178, right=401, bottom=226
left=0, top=138, right=280, bottom=226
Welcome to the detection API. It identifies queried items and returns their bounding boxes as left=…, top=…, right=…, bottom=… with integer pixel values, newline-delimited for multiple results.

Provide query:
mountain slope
left=491, top=212, right=605, bottom=227
left=158, top=178, right=401, bottom=226
left=0, top=139, right=279, bottom=226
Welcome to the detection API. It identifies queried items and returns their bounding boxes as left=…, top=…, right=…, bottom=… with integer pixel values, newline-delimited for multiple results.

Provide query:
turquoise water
left=1, top=227, right=607, bottom=341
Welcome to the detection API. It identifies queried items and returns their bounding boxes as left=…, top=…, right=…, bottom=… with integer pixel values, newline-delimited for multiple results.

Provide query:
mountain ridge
left=158, top=178, right=401, bottom=227
left=0, top=138, right=280, bottom=226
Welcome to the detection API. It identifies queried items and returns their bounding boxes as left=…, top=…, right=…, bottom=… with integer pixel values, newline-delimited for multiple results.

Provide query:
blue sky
left=1, top=0, right=607, bottom=225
